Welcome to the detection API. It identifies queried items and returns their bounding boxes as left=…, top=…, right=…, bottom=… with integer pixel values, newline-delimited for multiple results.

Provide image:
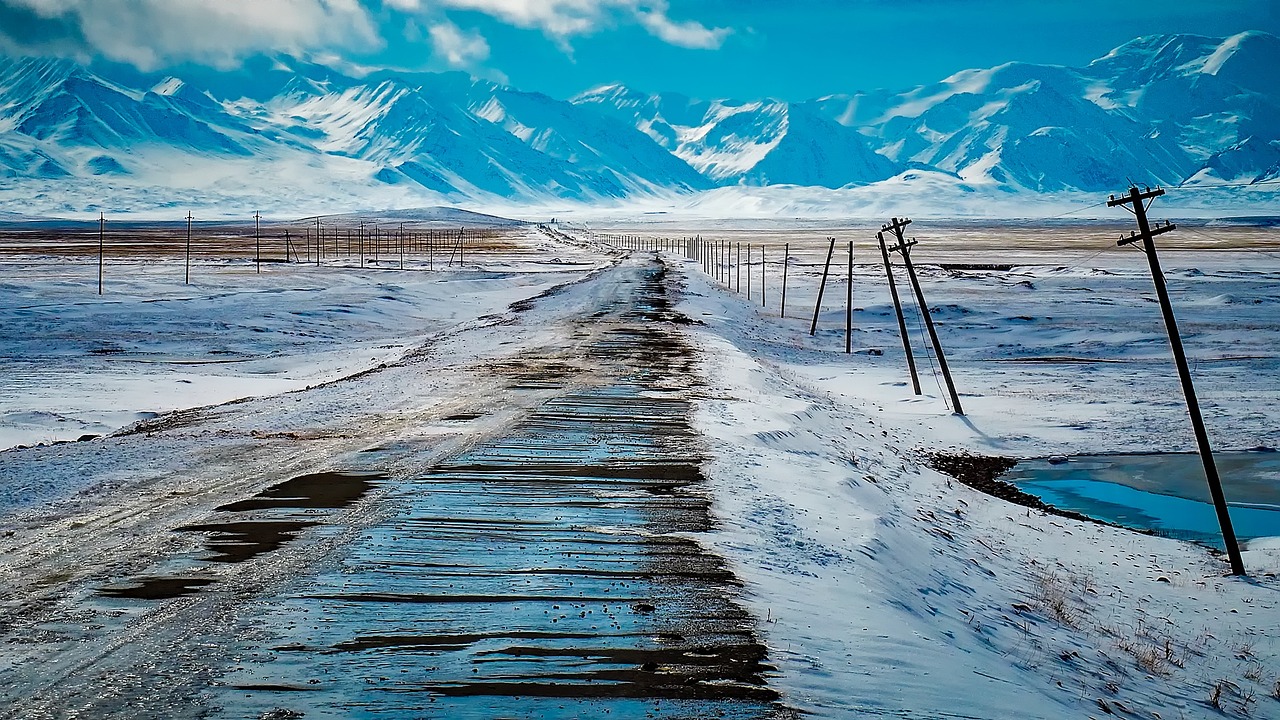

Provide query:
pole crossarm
left=887, top=238, right=919, bottom=255
left=1106, top=187, right=1166, bottom=208
left=882, top=217, right=919, bottom=255
left=1118, top=221, right=1176, bottom=247
left=881, top=217, right=913, bottom=235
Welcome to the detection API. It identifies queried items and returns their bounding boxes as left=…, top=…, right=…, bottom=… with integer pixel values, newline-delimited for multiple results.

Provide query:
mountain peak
left=573, top=83, right=648, bottom=105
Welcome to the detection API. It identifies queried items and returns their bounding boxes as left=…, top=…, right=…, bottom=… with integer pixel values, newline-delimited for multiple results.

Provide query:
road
left=0, top=256, right=791, bottom=719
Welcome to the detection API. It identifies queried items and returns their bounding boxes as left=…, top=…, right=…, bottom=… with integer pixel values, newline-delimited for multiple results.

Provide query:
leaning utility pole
left=877, top=231, right=921, bottom=395
left=1109, top=185, right=1245, bottom=576
left=883, top=217, right=963, bottom=415
left=185, top=211, right=193, bottom=284
left=810, top=238, right=837, bottom=336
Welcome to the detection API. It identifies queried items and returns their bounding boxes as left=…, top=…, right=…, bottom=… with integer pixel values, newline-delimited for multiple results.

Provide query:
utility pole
left=1109, top=186, right=1245, bottom=575
left=185, top=211, right=193, bottom=284
left=877, top=231, right=921, bottom=395
left=781, top=242, right=789, bottom=317
left=359, top=222, right=365, bottom=267
left=810, top=237, right=836, bottom=336
left=846, top=241, right=853, bottom=354
left=97, top=212, right=105, bottom=295
left=883, top=217, right=963, bottom=415
left=315, top=218, right=321, bottom=266
left=736, top=243, right=742, bottom=291
left=254, top=211, right=261, bottom=274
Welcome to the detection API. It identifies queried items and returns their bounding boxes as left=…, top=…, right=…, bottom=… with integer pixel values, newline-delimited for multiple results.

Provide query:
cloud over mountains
left=0, top=0, right=729, bottom=72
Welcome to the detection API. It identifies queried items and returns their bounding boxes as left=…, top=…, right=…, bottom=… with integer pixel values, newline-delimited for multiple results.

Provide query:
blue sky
left=0, top=0, right=1276, bottom=100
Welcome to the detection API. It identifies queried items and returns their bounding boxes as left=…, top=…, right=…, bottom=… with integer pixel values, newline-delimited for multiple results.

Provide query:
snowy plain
left=656, top=231, right=1280, bottom=718
left=0, top=220, right=1277, bottom=718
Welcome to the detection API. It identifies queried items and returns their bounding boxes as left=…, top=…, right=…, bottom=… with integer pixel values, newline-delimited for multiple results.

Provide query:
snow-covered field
left=0, top=221, right=1277, bottom=718
left=0, top=227, right=605, bottom=499
left=659, top=227, right=1280, bottom=717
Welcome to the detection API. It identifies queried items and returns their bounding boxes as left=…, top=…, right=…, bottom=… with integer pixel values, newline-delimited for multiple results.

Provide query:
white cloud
left=0, top=0, right=729, bottom=73
left=636, top=3, right=730, bottom=49
left=0, top=0, right=380, bottom=69
left=428, top=0, right=730, bottom=50
left=428, top=20, right=490, bottom=67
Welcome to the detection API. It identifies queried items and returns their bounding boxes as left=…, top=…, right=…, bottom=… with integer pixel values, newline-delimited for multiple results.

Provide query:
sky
left=0, top=0, right=1276, bottom=101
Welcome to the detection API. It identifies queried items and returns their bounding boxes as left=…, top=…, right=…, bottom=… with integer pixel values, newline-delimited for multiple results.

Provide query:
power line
left=1168, top=178, right=1280, bottom=190
left=1173, top=224, right=1280, bottom=260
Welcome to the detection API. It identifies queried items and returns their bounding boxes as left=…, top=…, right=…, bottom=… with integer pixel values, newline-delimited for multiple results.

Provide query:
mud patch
left=99, top=577, right=216, bottom=600
left=103, top=471, right=385, bottom=598
left=216, top=471, right=381, bottom=512
left=923, top=450, right=1109, bottom=526
left=178, top=520, right=321, bottom=564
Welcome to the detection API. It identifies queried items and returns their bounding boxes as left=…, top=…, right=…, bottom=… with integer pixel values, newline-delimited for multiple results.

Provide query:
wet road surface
left=182, top=260, right=791, bottom=718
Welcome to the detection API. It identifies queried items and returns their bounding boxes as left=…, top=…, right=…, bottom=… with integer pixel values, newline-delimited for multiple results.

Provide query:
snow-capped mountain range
left=0, top=32, right=1277, bottom=217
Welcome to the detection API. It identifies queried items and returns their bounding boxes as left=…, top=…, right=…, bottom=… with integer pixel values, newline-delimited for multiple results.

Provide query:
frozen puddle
left=211, top=262, right=790, bottom=719
left=1002, top=451, right=1280, bottom=550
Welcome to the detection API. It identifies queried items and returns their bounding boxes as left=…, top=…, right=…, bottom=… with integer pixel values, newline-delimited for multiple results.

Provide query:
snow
left=655, top=231, right=1280, bottom=717
left=1, top=217, right=1278, bottom=716
left=0, top=228, right=606, bottom=455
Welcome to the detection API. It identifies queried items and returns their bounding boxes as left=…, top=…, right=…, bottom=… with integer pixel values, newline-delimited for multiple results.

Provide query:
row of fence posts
left=87, top=215, right=490, bottom=291
left=283, top=222, right=477, bottom=270
left=594, top=186, right=1248, bottom=576
left=596, top=230, right=952, bottom=406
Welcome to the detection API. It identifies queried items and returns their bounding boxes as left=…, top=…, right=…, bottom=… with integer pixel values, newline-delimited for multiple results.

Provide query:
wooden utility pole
left=877, top=231, right=921, bottom=395
left=254, top=212, right=261, bottom=273
left=316, top=217, right=322, bottom=262
left=760, top=245, right=766, bottom=307
left=781, top=242, right=789, bottom=317
left=399, top=223, right=405, bottom=270
left=883, top=217, right=963, bottom=415
left=747, top=243, right=752, bottom=302
left=359, top=222, right=365, bottom=267
left=97, top=212, right=105, bottom=295
left=846, top=241, right=853, bottom=354
left=810, top=237, right=837, bottom=336
left=1109, top=186, right=1245, bottom=575
left=185, top=211, right=193, bottom=284
left=736, top=243, right=742, bottom=291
